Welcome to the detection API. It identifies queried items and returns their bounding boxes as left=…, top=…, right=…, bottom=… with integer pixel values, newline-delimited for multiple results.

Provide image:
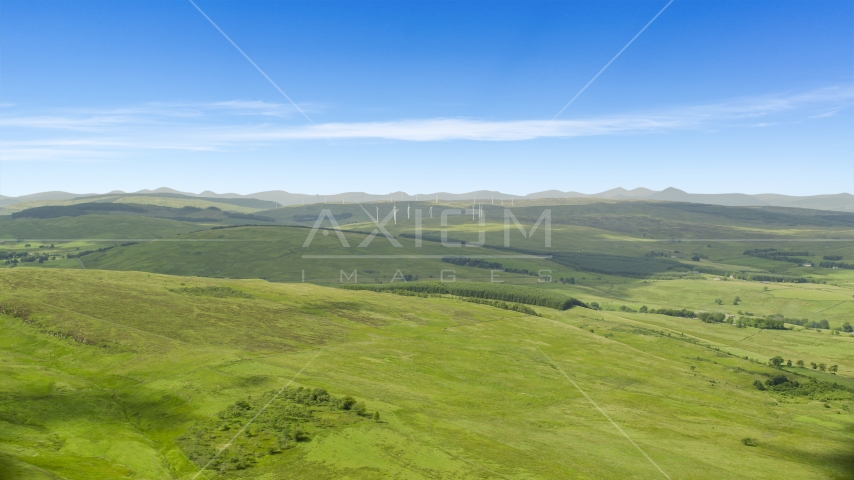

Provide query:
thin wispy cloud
left=2, top=100, right=324, bottom=131
left=1, top=86, right=851, bottom=161
left=239, top=116, right=683, bottom=142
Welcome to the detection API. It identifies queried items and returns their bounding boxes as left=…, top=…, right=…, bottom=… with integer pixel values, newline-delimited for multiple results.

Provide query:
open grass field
left=1, top=268, right=853, bottom=479
left=2, top=199, right=854, bottom=478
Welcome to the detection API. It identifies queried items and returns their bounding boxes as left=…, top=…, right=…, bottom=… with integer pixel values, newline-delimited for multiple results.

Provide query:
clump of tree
left=698, top=312, right=727, bottom=323
left=177, top=386, right=378, bottom=473
left=753, top=375, right=852, bottom=400
left=647, top=307, right=696, bottom=318
left=733, top=316, right=786, bottom=330
left=783, top=317, right=831, bottom=330
left=2, top=251, right=51, bottom=264
left=808, top=319, right=831, bottom=330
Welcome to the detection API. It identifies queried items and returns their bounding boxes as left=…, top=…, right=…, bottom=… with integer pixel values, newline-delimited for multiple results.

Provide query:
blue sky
left=1, top=0, right=852, bottom=197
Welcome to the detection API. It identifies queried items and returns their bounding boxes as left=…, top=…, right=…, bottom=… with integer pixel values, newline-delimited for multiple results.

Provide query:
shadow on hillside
left=0, top=452, right=61, bottom=479
left=771, top=439, right=854, bottom=479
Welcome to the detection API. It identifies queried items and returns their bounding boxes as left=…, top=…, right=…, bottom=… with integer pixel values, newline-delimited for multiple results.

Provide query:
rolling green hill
left=6, top=199, right=854, bottom=294
left=0, top=215, right=205, bottom=240
left=0, top=192, right=279, bottom=215
left=1, top=268, right=853, bottom=479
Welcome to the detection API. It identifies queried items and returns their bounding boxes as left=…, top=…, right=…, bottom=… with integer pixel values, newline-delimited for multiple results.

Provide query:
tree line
left=342, top=282, right=585, bottom=310
left=819, top=261, right=854, bottom=269
left=460, top=297, right=541, bottom=316
left=67, top=242, right=138, bottom=258
left=440, top=257, right=545, bottom=278
left=743, top=249, right=812, bottom=265
left=441, top=257, right=503, bottom=270
left=607, top=304, right=791, bottom=329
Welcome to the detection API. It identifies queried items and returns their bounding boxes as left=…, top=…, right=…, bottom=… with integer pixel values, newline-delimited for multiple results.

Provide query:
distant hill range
left=2, top=187, right=854, bottom=212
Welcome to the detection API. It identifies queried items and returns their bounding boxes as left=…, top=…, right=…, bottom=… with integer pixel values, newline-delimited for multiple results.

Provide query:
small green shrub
left=169, top=286, right=253, bottom=299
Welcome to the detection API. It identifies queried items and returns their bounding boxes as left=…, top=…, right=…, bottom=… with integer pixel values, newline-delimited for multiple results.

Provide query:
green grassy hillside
left=1, top=269, right=853, bottom=479
left=0, top=193, right=278, bottom=215
left=0, top=215, right=205, bottom=240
